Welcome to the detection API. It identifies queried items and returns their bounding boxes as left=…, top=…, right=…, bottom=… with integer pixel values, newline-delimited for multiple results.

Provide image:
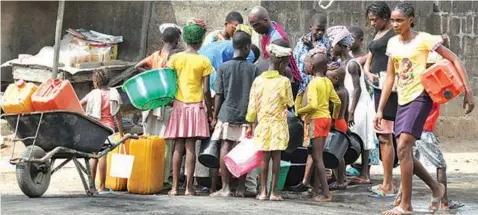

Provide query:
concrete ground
left=1, top=120, right=478, bottom=214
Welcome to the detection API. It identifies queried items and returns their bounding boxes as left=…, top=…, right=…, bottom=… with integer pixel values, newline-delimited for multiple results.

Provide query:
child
left=326, top=67, right=349, bottom=190
left=163, top=18, right=214, bottom=196
left=80, top=68, right=123, bottom=194
left=210, top=30, right=261, bottom=197
left=297, top=47, right=341, bottom=202
left=135, top=26, right=182, bottom=188
left=246, top=39, right=294, bottom=201
left=135, top=26, right=182, bottom=71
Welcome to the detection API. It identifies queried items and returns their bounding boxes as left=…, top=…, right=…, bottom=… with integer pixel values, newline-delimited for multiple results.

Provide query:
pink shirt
left=81, top=89, right=115, bottom=130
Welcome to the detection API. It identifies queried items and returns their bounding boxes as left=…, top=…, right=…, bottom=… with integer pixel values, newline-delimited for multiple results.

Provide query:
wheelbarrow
left=2, top=111, right=138, bottom=198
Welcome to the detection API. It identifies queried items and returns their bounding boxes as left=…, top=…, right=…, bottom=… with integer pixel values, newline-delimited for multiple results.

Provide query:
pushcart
left=2, top=111, right=138, bottom=198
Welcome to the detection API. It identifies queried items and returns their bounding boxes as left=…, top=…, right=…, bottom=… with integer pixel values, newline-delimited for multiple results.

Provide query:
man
left=248, top=6, right=301, bottom=98
left=203, top=11, right=244, bottom=47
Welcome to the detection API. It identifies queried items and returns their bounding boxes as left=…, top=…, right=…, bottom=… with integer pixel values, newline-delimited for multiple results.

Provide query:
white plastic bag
left=110, top=143, right=134, bottom=179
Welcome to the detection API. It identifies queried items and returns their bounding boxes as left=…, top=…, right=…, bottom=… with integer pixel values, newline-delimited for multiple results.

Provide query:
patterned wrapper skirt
left=163, top=100, right=210, bottom=139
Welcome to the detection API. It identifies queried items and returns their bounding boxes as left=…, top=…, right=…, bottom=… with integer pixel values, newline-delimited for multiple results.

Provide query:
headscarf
left=235, top=24, right=253, bottom=37
left=306, top=46, right=327, bottom=59
left=159, top=23, right=181, bottom=34
left=266, top=44, right=292, bottom=58
left=326, top=25, right=354, bottom=47
left=182, top=18, right=208, bottom=44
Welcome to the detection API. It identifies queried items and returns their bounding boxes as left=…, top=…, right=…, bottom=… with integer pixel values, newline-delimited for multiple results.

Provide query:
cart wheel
left=16, top=146, right=51, bottom=198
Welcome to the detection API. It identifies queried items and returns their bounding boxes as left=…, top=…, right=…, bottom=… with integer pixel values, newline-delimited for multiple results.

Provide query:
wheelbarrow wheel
left=16, top=146, right=51, bottom=198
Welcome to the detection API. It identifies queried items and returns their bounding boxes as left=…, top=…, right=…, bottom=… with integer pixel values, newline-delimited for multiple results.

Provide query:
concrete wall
left=1, top=1, right=477, bottom=138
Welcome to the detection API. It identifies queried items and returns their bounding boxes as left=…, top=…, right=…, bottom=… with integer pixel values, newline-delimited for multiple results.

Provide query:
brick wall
left=262, top=1, right=478, bottom=138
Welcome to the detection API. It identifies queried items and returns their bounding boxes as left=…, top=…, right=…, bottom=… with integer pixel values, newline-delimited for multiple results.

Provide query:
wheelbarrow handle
left=97, top=134, right=139, bottom=157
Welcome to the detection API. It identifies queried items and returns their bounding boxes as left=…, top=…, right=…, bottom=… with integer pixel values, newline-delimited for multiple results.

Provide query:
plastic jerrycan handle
left=45, top=79, right=62, bottom=95
left=15, top=79, right=26, bottom=88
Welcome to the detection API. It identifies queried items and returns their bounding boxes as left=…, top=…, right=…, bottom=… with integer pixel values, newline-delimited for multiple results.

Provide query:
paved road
left=2, top=172, right=477, bottom=215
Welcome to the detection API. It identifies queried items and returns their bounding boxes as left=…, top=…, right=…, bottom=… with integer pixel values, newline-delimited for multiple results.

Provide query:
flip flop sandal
left=329, top=182, right=339, bottom=191
left=382, top=206, right=413, bottom=215
left=442, top=200, right=465, bottom=210
left=346, top=167, right=361, bottom=177
left=429, top=196, right=441, bottom=213
left=98, top=188, right=115, bottom=195
left=369, top=187, right=396, bottom=199
left=168, top=190, right=178, bottom=196
left=368, top=184, right=382, bottom=192
left=290, top=183, right=310, bottom=192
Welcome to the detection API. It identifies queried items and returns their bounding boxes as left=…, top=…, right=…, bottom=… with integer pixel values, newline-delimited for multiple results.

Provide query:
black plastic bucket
left=198, top=138, right=220, bottom=168
left=286, top=110, right=304, bottom=153
left=345, top=132, right=363, bottom=165
left=323, top=129, right=350, bottom=169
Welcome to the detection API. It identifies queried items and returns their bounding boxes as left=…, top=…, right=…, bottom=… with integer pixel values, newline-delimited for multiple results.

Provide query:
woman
left=362, top=1, right=397, bottom=197
left=377, top=3, right=474, bottom=215
left=164, top=18, right=214, bottom=196
left=326, top=26, right=376, bottom=190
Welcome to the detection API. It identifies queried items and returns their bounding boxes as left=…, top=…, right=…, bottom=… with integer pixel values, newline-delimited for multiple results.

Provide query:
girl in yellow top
left=296, top=47, right=341, bottom=202
left=377, top=3, right=474, bottom=215
left=245, top=39, right=294, bottom=201
left=164, top=18, right=214, bottom=196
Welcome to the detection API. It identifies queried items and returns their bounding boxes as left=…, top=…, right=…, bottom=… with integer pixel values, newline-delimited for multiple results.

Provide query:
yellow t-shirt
left=168, top=53, right=214, bottom=103
left=297, top=76, right=341, bottom=119
left=386, top=32, right=442, bottom=105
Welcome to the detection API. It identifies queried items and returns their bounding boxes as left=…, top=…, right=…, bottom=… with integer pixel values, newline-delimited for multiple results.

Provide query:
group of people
left=81, top=2, right=475, bottom=215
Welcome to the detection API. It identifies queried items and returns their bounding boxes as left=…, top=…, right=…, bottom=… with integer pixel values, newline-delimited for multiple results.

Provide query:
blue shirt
left=199, top=40, right=255, bottom=91
left=293, top=33, right=332, bottom=95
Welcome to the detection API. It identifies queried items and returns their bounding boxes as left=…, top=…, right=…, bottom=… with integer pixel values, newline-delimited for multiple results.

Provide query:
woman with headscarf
left=163, top=18, right=214, bottom=196
left=327, top=26, right=377, bottom=189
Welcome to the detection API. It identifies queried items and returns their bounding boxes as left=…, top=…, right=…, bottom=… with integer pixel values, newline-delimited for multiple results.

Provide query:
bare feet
left=350, top=177, right=371, bottom=185
left=256, top=193, right=268, bottom=201
left=393, top=189, right=402, bottom=207
left=185, top=188, right=197, bottom=196
left=210, top=189, right=232, bottom=197
left=313, top=194, right=332, bottom=202
left=270, top=193, right=283, bottom=201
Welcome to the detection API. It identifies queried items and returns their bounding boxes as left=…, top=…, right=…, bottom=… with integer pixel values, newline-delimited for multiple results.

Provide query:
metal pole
left=52, top=0, right=65, bottom=79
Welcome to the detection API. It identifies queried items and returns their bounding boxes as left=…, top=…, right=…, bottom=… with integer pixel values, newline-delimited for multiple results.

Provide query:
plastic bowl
left=122, top=68, right=177, bottom=110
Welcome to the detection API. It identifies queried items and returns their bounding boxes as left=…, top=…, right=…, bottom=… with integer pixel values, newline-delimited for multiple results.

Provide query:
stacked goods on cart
left=1, top=80, right=38, bottom=114
left=31, top=78, right=84, bottom=114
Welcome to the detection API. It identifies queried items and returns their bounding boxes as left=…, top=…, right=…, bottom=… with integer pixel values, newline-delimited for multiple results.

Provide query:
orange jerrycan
left=1, top=80, right=37, bottom=114
left=31, top=78, right=84, bottom=114
left=127, top=135, right=166, bottom=194
left=103, top=133, right=131, bottom=191
left=421, top=61, right=464, bottom=104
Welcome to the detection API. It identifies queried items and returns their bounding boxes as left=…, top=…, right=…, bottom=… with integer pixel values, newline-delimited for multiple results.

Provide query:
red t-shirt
left=423, top=102, right=440, bottom=132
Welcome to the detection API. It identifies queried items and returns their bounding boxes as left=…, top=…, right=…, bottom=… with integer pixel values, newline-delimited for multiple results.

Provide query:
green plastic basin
left=122, top=68, right=177, bottom=110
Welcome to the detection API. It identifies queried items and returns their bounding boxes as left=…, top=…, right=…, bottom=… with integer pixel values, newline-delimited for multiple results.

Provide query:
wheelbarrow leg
left=72, top=157, right=94, bottom=196
left=84, top=158, right=96, bottom=196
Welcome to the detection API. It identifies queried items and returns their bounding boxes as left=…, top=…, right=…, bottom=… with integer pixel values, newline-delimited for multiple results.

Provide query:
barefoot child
left=210, top=29, right=260, bottom=198
left=164, top=18, right=214, bottom=196
left=297, top=47, right=341, bottom=202
left=326, top=67, right=349, bottom=190
left=80, top=69, right=123, bottom=194
left=246, top=39, right=294, bottom=201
